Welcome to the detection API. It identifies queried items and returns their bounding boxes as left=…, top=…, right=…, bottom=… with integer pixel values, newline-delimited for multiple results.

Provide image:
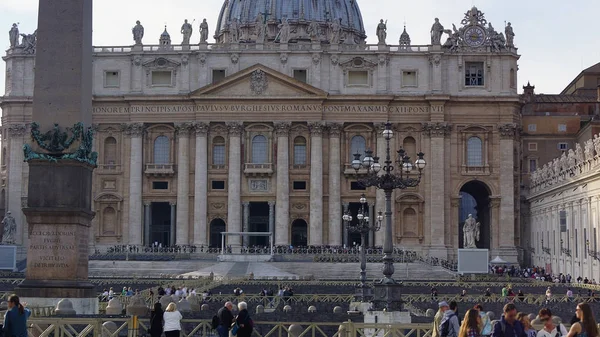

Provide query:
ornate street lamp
left=342, top=193, right=383, bottom=301
left=351, top=122, right=426, bottom=310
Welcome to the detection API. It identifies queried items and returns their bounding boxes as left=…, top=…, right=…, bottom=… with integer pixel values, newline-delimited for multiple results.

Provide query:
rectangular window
left=152, top=181, right=169, bottom=190
left=465, top=62, right=484, bottom=86
left=350, top=181, right=366, bottom=190
left=529, top=159, right=537, bottom=172
left=211, top=180, right=225, bottom=190
left=558, top=143, right=568, bottom=151
left=104, top=71, right=120, bottom=87
left=293, top=181, right=307, bottom=190
left=560, top=211, right=567, bottom=232
left=528, top=143, right=538, bottom=151
left=558, top=124, right=567, bottom=132
left=402, top=70, right=417, bottom=87
left=527, top=124, right=537, bottom=132
left=212, top=69, right=226, bottom=83
left=294, top=143, right=307, bottom=166
left=347, top=71, right=369, bottom=86
left=293, top=69, right=307, bottom=83
left=151, top=71, right=172, bottom=86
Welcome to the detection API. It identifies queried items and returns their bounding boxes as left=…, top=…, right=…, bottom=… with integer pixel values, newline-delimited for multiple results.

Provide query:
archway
left=209, top=218, right=226, bottom=248
left=291, top=219, right=308, bottom=247
left=459, top=181, right=491, bottom=249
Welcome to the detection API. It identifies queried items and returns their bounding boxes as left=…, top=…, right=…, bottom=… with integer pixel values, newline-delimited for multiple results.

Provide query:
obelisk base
left=372, top=282, right=403, bottom=311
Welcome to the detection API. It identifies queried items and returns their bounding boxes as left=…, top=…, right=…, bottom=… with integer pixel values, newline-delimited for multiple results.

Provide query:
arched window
left=251, top=135, right=268, bottom=163
left=212, top=136, right=226, bottom=166
left=467, top=136, right=483, bottom=166
left=293, top=136, right=307, bottom=166
left=350, top=135, right=366, bottom=159
left=402, top=137, right=416, bottom=161
left=153, top=136, right=170, bottom=164
left=103, top=137, right=117, bottom=164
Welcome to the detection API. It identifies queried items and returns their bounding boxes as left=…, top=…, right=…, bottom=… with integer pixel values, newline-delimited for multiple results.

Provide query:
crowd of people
left=432, top=301, right=598, bottom=337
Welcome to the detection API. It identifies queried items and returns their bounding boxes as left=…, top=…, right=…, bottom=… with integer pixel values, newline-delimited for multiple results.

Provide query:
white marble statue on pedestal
left=1, top=211, right=16, bottom=245
left=462, top=214, right=480, bottom=248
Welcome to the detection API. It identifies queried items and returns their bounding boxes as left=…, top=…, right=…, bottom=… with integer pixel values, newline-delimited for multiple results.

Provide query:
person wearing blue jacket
left=3, top=295, right=31, bottom=337
left=491, top=303, right=526, bottom=337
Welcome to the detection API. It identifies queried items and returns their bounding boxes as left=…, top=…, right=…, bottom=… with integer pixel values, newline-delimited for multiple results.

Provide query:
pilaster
left=193, top=122, right=209, bottom=246
left=498, top=123, right=518, bottom=253
left=226, top=122, right=243, bottom=247
left=327, top=123, right=342, bottom=246
left=7, top=124, right=27, bottom=245
left=122, top=123, right=145, bottom=245
left=175, top=122, right=192, bottom=245
left=274, top=122, right=291, bottom=245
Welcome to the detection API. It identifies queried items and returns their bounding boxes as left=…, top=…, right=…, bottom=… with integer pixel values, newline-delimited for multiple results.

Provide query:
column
left=498, top=124, right=517, bottom=251
left=308, top=122, right=324, bottom=246
left=374, top=123, right=386, bottom=247
left=193, top=122, right=209, bottom=246
left=274, top=122, right=291, bottom=245
left=227, top=122, right=243, bottom=246
left=124, top=123, right=145, bottom=245
left=268, top=201, right=275, bottom=239
left=343, top=203, right=349, bottom=247
left=242, top=202, right=250, bottom=247
left=144, top=202, right=151, bottom=245
left=450, top=197, right=462, bottom=249
left=422, top=122, right=451, bottom=256
left=170, top=202, right=176, bottom=246
left=328, top=123, right=342, bottom=246
left=175, top=123, right=192, bottom=245
left=489, top=197, right=501, bottom=249
left=7, top=124, right=26, bottom=245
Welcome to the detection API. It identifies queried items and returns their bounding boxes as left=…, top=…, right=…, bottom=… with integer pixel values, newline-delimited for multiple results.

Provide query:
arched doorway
left=291, top=219, right=308, bottom=247
left=459, top=181, right=491, bottom=249
left=209, top=218, right=226, bottom=248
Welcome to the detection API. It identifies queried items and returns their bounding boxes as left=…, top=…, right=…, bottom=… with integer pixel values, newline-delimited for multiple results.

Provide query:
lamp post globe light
left=342, top=193, right=383, bottom=301
left=351, top=122, right=426, bottom=311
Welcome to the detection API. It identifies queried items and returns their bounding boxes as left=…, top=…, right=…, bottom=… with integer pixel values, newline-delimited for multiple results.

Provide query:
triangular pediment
left=190, top=64, right=328, bottom=99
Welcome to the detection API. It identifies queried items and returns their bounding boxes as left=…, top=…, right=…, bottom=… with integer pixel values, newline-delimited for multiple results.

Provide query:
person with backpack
left=440, top=301, right=460, bottom=337
left=234, top=302, right=253, bottom=337
left=566, top=303, right=598, bottom=337
left=215, top=302, right=234, bottom=337
left=536, top=308, right=568, bottom=337
left=2, top=295, right=30, bottom=337
left=433, top=302, right=450, bottom=337
left=491, top=303, right=526, bottom=337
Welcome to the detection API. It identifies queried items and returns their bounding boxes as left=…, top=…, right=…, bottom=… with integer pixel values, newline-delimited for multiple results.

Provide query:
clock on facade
left=463, top=26, right=486, bottom=47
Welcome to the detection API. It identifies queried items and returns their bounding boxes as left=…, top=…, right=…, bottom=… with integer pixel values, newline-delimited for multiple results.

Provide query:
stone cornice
left=498, top=123, right=519, bottom=139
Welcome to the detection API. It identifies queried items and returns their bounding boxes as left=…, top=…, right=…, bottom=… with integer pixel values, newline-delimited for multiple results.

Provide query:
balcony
left=97, top=164, right=122, bottom=173
left=461, top=165, right=490, bottom=176
left=244, top=163, right=273, bottom=177
left=145, top=163, right=176, bottom=176
left=210, top=164, right=227, bottom=171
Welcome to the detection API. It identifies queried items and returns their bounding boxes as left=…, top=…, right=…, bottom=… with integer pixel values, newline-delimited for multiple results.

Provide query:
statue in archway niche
left=462, top=214, right=480, bottom=248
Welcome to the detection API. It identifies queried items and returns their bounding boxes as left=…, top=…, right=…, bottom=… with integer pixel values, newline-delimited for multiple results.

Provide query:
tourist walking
left=433, top=301, right=450, bottom=337
left=216, top=302, right=234, bottom=337
left=234, top=302, right=253, bottom=337
left=440, top=301, right=460, bottom=337
left=536, top=308, right=567, bottom=337
left=458, top=309, right=481, bottom=337
left=517, top=312, right=536, bottom=337
left=163, top=303, right=182, bottom=337
left=149, top=303, right=164, bottom=337
left=491, top=303, right=526, bottom=337
left=2, top=295, right=31, bottom=337
left=566, top=303, right=598, bottom=337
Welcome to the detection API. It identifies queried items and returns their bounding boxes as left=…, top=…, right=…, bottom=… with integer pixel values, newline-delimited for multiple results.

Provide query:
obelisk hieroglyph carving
left=17, top=0, right=98, bottom=314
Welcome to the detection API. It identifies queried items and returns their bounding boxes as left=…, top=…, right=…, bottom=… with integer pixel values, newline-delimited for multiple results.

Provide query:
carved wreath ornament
left=250, top=70, right=268, bottom=95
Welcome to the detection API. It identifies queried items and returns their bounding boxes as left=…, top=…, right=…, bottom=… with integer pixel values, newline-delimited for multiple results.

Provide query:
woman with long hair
left=2, top=294, right=31, bottom=337
left=517, top=312, right=536, bottom=337
left=149, top=302, right=164, bottom=337
left=458, top=309, right=481, bottom=337
left=567, top=303, right=598, bottom=337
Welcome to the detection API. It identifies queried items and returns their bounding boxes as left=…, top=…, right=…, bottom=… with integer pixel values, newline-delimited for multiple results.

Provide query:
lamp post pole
left=343, top=194, right=383, bottom=301
left=351, top=122, right=426, bottom=311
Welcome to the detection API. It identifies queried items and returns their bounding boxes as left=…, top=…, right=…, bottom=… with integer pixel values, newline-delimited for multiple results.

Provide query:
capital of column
left=169, top=201, right=177, bottom=206
left=175, top=122, right=193, bottom=137
left=143, top=201, right=151, bottom=206
left=327, top=122, right=343, bottom=136
left=450, top=196, right=462, bottom=208
left=274, top=122, right=292, bottom=137
left=268, top=201, right=276, bottom=207
left=374, top=122, right=388, bottom=134
left=421, top=122, right=452, bottom=137
left=7, top=124, right=27, bottom=137
left=498, top=123, right=520, bottom=139
left=243, top=201, right=250, bottom=208
left=308, top=121, right=325, bottom=136
left=193, top=122, right=209, bottom=135
left=489, top=196, right=501, bottom=208
left=226, top=122, right=244, bottom=136
left=121, top=122, right=146, bottom=137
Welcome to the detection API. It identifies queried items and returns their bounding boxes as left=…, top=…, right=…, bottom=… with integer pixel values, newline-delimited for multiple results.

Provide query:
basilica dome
left=215, top=0, right=366, bottom=44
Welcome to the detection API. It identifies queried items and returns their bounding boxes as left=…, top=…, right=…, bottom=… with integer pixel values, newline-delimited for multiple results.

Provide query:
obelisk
left=16, top=0, right=98, bottom=314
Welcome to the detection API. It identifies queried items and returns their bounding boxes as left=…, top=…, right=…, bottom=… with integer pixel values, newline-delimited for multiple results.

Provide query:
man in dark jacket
left=217, top=302, right=234, bottom=337
left=491, top=303, right=526, bottom=337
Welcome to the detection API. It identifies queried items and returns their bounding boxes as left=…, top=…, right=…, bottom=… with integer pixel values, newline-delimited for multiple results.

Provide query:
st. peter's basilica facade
left=1, top=0, right=521, bottom=261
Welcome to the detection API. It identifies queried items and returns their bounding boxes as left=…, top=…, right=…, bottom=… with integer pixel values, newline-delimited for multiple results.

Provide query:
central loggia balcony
left=145, top=163, right=176, bottom=176
left=244, top=163, right=273, bottom=177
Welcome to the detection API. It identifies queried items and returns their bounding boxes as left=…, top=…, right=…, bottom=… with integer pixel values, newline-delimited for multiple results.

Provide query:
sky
left=0, top=0, right=599, bottom=97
